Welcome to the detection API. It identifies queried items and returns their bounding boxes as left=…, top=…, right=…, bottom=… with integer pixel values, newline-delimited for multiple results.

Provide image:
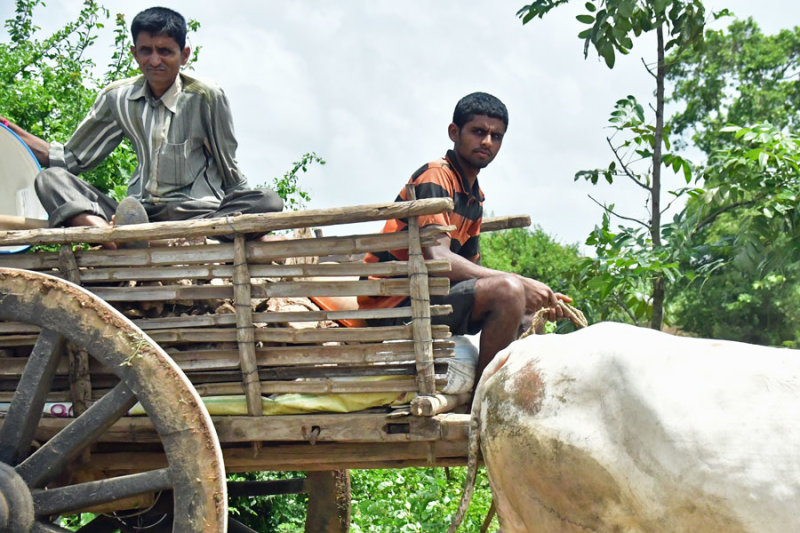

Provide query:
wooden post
left=58, top=245, right=92, bottom=416
left=405, top=185, right=436, bottom=397
left=304, top=470, right=351, bottom=533
left=233, top=235, right=262, bottom=417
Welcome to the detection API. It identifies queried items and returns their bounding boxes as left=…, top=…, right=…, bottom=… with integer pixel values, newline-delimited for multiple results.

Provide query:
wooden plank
left=51, top=438, right=471, bottom=478
left=28, top=413, right=469, bottom=444
left=0, top=198, right=454, bottom=246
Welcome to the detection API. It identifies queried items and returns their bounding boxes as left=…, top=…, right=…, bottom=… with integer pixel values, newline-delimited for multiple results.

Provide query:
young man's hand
left=516, top=274, right=572, bottom=321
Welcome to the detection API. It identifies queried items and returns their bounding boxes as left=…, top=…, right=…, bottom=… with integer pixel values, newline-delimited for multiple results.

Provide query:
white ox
left=448, top=322, right=800, bottom=533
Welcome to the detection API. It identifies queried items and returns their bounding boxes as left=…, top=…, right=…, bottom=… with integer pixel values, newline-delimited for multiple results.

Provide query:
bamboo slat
left=0, top=225, right=449, bottom=271
left=83, top=277, right=450, bottom=302
left=233, top=235, right=262, bottom=417
left=410, top=393, right=472, bottom=416
left=0, top=340, right=455, bottom=377
left=133, top=304, right=453, bottom=330
left=481, top=214, right=532, bottom=232
left=58, top=245, right=92, bottom=417
left=64, top=259, right=451, bottom=284
left=190, top=376, right=446, bottom=396
left=144, top=324, right=451, bottom=345
left=0, top=198, right=454, bottom=246
left=405, top=185, right=436, bottom=397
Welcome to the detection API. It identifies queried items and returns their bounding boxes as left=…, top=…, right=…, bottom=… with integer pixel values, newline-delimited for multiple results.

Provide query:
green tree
left=517, top=0, right=709, bottom=329
left=670, top=124, right=800, bottom=345
left=1, top=0, right=136, bottom=197
left=659, top=19, right=800, bottom=344
left=668, top=18, right=800, bottom=154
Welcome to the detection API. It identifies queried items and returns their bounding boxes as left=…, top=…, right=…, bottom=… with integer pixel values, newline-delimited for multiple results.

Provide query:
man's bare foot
left=66, top=212, right=117, bottom=249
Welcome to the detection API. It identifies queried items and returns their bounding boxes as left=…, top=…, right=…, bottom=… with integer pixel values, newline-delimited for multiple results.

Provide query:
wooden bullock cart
left=0, top=197, right=529, bottom=532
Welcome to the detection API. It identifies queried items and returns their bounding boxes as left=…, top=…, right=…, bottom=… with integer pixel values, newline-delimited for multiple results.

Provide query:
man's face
left=130, top=31, right=190, bottom=98
left=449, top=115, right=507, bottom=172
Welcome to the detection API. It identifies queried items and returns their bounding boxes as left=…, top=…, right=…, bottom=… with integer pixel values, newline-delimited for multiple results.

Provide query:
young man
left=359, top=92, right=571, bottom=381
left=2, top=7, right=282, bottom=247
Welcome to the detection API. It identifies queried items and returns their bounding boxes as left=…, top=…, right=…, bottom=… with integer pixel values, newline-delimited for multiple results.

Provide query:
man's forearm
left=424, top=239, right=505, bottom=281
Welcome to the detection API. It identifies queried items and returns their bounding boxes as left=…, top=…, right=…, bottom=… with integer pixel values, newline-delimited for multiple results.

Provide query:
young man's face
left=130, top=31, right=190, bottom=98
left=448, top=114, right=507, bottom=172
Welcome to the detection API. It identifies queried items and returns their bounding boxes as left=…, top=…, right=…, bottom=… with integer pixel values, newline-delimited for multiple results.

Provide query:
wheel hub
left=0, top=462, right=34, bottom=532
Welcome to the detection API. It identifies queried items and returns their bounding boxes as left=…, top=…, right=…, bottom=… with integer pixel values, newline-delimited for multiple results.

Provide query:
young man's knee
left=476, top=274, right=525, bottom=307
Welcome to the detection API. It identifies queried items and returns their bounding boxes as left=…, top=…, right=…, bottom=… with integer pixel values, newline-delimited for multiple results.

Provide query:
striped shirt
left=48, top=73, right=248, bottom=204
left=358, top=150, right=484, bottom=309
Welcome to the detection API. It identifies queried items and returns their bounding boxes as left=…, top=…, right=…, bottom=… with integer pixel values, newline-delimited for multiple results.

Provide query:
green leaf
left=585, top=2, right=597, bottom=12
left=603, top=47, right=616, bottom=68
left=576, top=14, right=595, bottom=24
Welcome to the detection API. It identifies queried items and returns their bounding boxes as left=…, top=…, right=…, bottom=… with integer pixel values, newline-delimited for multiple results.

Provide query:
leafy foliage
left=264, top=152, right=325, bottom=211
left=668, top=18, right=800, bottom=153
left=350, top=467, right=495, bottom=533
left=517, top=0, right=706, bottom=68
left=228, top=471, right=308, bottom=532
left=1, top=0, right=134, bottom=197
left=226, top=467, right=496, bottom=532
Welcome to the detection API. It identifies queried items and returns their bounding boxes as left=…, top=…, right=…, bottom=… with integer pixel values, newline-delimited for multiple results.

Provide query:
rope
left=520, top=301, right=589, bottom=339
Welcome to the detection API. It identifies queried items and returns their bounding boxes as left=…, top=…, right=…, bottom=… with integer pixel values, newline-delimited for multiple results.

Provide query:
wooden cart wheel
left=0, top=268, right=226, bottom=532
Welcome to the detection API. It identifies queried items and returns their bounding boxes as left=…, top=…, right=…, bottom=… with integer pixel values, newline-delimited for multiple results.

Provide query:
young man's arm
left=1, top=118, right=51, bottom=167
left=424, top=233, right=570, bottom=315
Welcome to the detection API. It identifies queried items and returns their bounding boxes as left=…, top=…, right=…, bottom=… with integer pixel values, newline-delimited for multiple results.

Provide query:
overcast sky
left=2, top=1, right=797, bottom=246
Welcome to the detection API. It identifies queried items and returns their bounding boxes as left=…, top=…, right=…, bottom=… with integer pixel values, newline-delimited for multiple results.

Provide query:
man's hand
left=516, top=274, right=572, bottom=321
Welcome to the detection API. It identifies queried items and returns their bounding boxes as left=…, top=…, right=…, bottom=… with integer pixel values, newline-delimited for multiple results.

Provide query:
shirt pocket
left=158, top=138, right=204, bottom=189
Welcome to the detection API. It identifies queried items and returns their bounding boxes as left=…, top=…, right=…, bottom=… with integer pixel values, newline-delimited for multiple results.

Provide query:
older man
left=2, top=7, right=282, bottom=247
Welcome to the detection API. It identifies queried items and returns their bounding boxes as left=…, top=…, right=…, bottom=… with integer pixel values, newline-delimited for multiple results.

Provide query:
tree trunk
left=650, top=24, right=667, bottom=331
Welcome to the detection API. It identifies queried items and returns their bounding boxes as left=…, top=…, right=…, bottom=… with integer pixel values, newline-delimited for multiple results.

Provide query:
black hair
left=131, top=7, right=188, bottom=49
left=452, top=92, right=509, bottom=129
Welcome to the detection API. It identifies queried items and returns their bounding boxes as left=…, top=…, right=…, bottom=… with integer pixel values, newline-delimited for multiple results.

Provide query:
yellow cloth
left=129, top=381, right=415, bottom=416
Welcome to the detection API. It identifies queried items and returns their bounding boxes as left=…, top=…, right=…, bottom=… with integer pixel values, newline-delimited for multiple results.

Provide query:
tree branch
left=607, top=137, right=652, bottom=192
left=641, top=57, right=657, bottom=79
left=588, top=194, right=650, bottom=229
left=694, top=199, right=757, bottom=233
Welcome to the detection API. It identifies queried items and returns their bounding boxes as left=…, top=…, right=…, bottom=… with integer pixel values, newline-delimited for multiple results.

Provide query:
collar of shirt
left=127, top=74, right=183, bottom=113
left=445, top=149, right=485, bottom=203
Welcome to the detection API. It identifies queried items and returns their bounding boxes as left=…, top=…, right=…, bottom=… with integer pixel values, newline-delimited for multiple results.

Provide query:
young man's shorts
left=368, top=278, right=481, bottom=336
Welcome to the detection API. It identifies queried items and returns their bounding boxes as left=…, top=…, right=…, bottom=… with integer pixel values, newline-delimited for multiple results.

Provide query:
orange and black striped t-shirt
left=358, top=150, right=484, bottom=309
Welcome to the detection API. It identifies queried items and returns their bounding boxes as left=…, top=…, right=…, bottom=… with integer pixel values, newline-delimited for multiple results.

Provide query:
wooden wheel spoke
left=16, top=382, right=137, bottom=488
left=0, top=328, right=63, bottom=465
left=32, top=468, right=171, bottom=517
